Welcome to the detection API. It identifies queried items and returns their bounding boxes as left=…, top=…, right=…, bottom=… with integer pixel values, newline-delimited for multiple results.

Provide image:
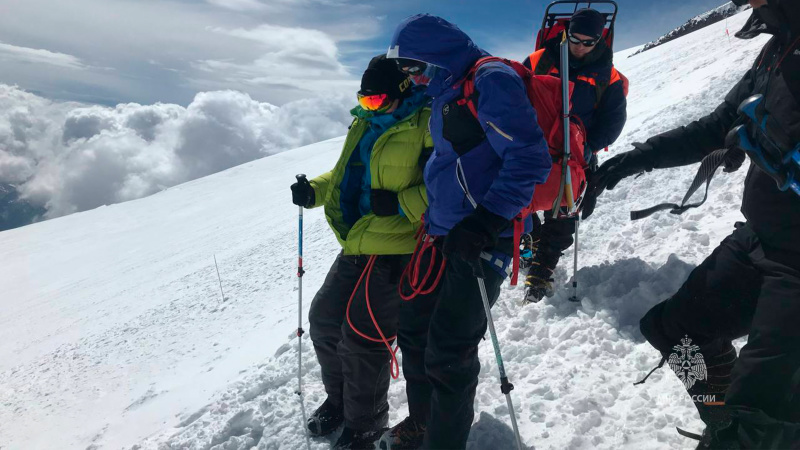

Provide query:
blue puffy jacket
left=388, top=14, right=551, bottom=238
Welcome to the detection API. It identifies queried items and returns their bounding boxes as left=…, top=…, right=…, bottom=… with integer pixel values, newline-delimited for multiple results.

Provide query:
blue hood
left=388, top=14, right=487, bottom=95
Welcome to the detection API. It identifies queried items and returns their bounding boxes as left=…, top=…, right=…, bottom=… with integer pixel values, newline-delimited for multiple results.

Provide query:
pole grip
left=296, top=173, right=307, bottom=182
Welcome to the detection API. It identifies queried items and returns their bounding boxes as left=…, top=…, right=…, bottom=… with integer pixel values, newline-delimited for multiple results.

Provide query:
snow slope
left=0, top=9, right=770, bottom=450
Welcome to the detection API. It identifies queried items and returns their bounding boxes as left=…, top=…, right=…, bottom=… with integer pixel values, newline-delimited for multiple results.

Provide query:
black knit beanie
left=569, top=9, right=606, bottom=39
left=360, top=54, right=412, bottom=101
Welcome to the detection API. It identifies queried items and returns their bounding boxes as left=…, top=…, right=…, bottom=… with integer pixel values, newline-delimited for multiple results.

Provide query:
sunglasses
left=567, top=32, right=600, bottom=47
left=357, top=92, right=392, bottom=112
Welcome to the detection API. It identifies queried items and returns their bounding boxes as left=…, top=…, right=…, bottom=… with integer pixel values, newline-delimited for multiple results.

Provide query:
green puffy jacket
left=309, top=105, right=432, bottom=255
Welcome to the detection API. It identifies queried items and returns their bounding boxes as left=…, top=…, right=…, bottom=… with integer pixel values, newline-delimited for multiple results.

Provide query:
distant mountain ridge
left=629, top=2, right=750, bottom=58
left=0, top=183, right=45, bottom=231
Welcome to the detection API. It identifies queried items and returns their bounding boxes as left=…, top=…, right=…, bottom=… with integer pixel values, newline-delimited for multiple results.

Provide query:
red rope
left=345, top=225, right=447, bottom=381
left=398, top=226, right=446, bottom=301
left=345, top=255, right=401, bottom=380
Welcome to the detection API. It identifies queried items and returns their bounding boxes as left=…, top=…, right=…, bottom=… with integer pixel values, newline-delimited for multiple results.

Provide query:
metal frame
left=537, top=1, right=619, bottom=49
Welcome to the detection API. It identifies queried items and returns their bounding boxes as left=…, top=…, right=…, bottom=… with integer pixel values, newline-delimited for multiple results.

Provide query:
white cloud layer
left=0, top=0, right=376, bottom=106
left=0, top=42, right=87, bottom=70
left=0, top=84, right=352, bottom=218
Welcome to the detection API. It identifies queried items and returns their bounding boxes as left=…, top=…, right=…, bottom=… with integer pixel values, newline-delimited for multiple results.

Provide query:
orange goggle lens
left=357, top=93, right=390, bottom=111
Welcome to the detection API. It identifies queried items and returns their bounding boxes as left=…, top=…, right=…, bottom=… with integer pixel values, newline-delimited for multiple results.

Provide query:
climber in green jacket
left=290, top=54, right=432, bottom=449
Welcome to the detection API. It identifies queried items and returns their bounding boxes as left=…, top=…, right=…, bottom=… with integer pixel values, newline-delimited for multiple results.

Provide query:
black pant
left=398, top=246, right=507, bottom=450
left=640, top=223, right=800, bottom=447
left=530, top=213, right=578, bottom=265
left=308, top=252, right=406, bottom=432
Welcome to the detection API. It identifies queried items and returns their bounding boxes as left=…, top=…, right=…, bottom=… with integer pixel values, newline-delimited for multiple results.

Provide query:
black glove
left=722, top=147, right=746, bottom=173
left=291, top=177, right=315, bottom=207
left=589, top=145, right=655, bottom=200
left=442, top=205, right=510, bottom=262
left=370, top=189, right=399, bottom=217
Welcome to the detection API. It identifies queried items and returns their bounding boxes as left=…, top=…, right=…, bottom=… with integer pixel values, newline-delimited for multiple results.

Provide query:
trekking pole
left=294, top=174, right=312, bottom=450
left=569, top=218, right=580, bottom=302
left=472, top=258, right=524, bottom=450
left=551, top=30, right=574, bottom=219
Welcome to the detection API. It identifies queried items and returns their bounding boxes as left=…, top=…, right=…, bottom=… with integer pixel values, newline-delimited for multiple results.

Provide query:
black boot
left=522, top=250, right=559, bottom=304
left=307, top=397, right=344, bottom=437
left=683, top=344, right=737, bottom=435
left=693, top=422, right=740, bottom=450
left=378, top=416, right=426, bottom=450
left=333, top=427, right=387, bottom=449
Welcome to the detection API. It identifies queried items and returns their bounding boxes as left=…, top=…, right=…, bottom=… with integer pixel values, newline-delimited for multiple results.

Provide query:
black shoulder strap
left=630, top=149, right=731, bottom=220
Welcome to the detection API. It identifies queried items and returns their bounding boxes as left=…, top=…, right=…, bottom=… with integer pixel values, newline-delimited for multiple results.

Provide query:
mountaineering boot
left=666, top=342, right=738, bottom=448
left=522, top=250, right=559, bottom=304
left=686, top=344, right=737, bottom=435
left=523, top=268, right=554, bottom=304
left=333, top=426, right=388, bottom=449
left=378, top=416, right=426, bottom=450
left=307, top=397, right=344, bottom=437
left=519, top=233, right=539, bottom=270
left=692, top=422, right=740, bottom=450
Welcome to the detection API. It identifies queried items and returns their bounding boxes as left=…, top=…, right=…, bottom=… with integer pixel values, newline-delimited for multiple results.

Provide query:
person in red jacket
left=520, top=8, right=628, bottom=304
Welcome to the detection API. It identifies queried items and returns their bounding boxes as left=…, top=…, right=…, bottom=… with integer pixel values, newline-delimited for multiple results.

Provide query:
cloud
left=205, top=0, right=267, bottom=11
left=0, top=84, right=353, bottom=219
left=193, top=24, right=356, bottom=99
left=0, top=42, right=86, bottom=70
left=0, top=0, right=381, bottom=107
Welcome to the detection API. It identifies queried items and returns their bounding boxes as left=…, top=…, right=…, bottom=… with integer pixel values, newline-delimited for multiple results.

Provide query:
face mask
left=410, top=65, right=438, bottom=86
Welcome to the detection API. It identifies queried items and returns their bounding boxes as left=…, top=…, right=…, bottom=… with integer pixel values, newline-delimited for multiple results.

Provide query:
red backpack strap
left=454, top=56, right=507, bottom=120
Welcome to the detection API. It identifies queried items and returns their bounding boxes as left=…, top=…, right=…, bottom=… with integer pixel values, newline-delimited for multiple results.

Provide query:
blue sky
left=339, top=0, right=731, bottom=67
left=0, top=0, right=732, bottom=107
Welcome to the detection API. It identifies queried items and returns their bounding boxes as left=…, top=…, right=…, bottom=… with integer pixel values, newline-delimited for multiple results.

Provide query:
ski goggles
left=357, top=92, right=391, bottom=112
left=567, top=32, right=600, bottom=47
left=395, top=58, right=437, bottom=85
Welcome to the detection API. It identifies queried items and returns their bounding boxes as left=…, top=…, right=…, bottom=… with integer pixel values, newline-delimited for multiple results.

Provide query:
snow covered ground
left=0, top=9, right=771, bottom=450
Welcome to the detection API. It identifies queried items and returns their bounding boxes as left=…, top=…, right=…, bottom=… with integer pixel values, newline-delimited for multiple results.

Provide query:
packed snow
left=0, top=9, right=770, bottom=450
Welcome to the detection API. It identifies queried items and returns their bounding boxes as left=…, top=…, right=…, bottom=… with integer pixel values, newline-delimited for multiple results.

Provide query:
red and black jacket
left=523, top=38, right=628, bottom=160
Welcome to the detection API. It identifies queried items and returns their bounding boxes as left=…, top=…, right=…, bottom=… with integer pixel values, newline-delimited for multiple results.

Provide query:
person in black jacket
left=588, top=1, right=800, bottom=447
left=520, top=8, right=628, bottom=304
